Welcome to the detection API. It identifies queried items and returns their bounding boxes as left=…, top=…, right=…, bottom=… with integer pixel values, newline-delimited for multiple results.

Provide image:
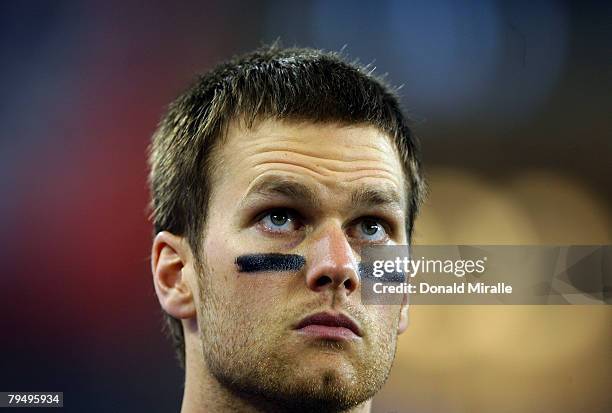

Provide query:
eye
left=257, top=208, right=301, bottom=234
left=353, top=218, right=389, bottom=242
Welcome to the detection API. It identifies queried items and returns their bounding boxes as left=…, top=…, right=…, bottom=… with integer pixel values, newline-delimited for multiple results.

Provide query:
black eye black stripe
left=236, top=254, right=397, bottom=281
left=235, top=254, right=306, bottom=273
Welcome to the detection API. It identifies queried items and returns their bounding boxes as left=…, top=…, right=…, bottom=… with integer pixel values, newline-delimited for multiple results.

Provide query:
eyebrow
left=241, top=175, right=404, bottom=213
left=241, top=176, right=321, bottom=210
left=349, top=186, right=403, bottom=212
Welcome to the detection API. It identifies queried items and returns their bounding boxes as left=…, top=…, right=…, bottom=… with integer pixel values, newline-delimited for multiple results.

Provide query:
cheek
left=202, top=235, right=292, bottom=318
left=367, top=306, right=401, bottom=339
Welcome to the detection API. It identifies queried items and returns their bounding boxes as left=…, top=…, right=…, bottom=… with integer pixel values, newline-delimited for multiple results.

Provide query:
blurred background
left=0, top=1, right=610, bottom=412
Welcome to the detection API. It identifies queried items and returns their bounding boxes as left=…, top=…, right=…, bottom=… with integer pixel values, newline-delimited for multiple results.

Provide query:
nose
left=305, top=223, right=360, bottom=296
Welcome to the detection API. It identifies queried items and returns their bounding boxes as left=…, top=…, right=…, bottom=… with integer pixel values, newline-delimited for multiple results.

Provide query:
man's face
left=195, top=119, right=409, bottom=410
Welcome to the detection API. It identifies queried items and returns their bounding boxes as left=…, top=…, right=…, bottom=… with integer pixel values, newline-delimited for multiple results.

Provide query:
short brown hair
left=147, top=46, right=425, bottom=368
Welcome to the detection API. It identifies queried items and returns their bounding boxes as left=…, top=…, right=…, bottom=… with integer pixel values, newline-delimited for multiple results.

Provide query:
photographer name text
left=372, top=281, right=512, bottom=295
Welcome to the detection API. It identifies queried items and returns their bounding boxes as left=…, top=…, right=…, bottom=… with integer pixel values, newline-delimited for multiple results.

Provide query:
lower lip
left=296, top=325, right=360, bottom=340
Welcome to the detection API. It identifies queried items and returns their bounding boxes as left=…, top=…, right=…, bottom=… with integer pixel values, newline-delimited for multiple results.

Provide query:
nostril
left=315, top=275, right=332, bottom=287
left=344, top=278, right=354, bottom=290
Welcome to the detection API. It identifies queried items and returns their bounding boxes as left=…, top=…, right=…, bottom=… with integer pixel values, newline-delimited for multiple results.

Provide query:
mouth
left=294, top=311, right=362, bottom=340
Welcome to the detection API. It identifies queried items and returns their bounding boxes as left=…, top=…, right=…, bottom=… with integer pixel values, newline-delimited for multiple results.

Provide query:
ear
left=151, top=231, right=196, bottom=320
left=397, top=292, right=409, bottom=334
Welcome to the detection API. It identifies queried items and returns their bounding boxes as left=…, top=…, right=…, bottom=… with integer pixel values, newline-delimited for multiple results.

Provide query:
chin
left=293, top=346, right=359, bottom=376
left=281, top=368, right=375, bottom=413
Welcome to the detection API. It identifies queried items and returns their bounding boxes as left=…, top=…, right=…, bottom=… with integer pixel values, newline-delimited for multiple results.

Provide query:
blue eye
left=356, top=218, right=388, bottom=242
left=270, top=211, right=288, bottom=226
left=259, top=209, right=299, bottom=233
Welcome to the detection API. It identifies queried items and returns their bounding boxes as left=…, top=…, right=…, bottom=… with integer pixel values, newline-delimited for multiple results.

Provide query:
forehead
left=214, top=119, right=406, bottom=204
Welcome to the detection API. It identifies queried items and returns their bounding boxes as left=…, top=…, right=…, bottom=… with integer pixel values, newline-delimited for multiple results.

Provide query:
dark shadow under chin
left=217, top=367, right=373, bottom=413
